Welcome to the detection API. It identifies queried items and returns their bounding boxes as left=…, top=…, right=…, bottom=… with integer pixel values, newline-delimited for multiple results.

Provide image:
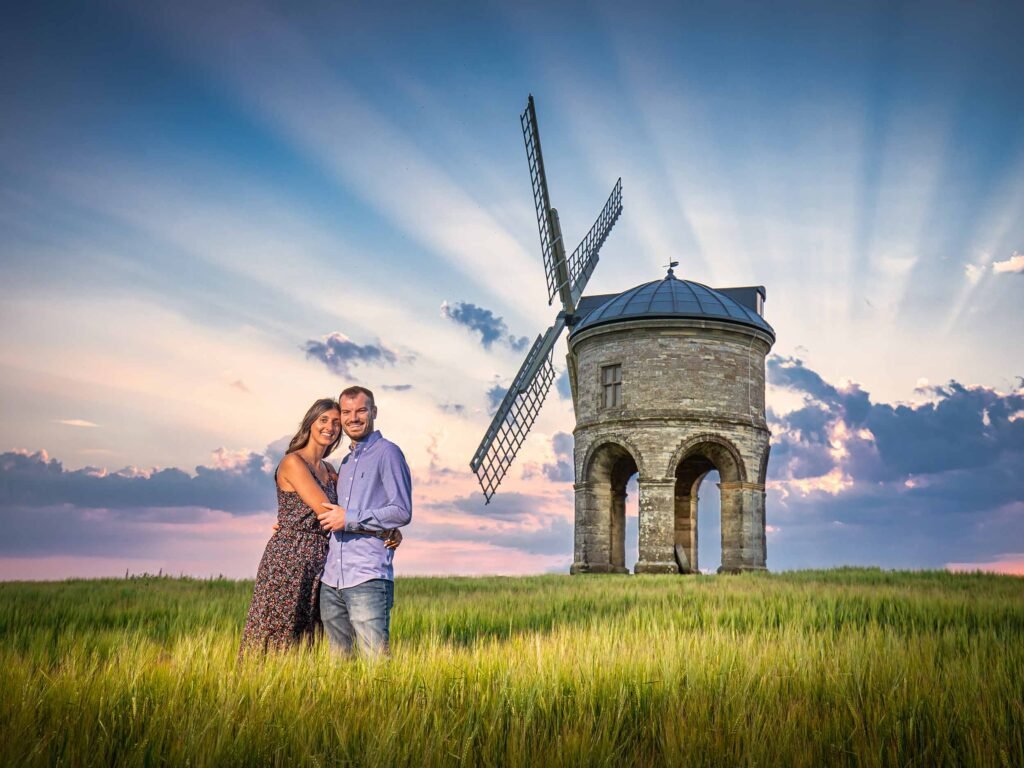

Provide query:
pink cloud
left=945, top=557, right=1024, bottom=576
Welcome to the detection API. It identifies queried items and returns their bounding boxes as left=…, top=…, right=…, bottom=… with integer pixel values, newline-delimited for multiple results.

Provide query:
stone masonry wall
left=568, top=318, right=773, bottom=574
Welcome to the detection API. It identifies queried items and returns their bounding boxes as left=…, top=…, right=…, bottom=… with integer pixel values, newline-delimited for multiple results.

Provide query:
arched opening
left=672, top=439, right=744, bottom=574
left=691, top=470, right=721, bottom=572
left=585, top=442, right=639, bottom=573
left=624, top=473, right=639, bottom=571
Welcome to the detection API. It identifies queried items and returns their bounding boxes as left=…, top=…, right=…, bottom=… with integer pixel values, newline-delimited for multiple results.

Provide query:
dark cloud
left=765, top=356, right=1024, bottom=570
left=0, top=448, right=283, bottom=558
left=768, top=357, right=1024, bottom=485
left=0, top=450, right=274, bottom=516
left=441, top=301, right=529, bottom=352
left=381, top=384, right=413, bottom=392
left=523, top=432, right=574, bottom=483
left=303, top=332, right=398, bottom=378
left=439, top=403, right=466, bottom=415
left=486, top=384, right=507, bottom=415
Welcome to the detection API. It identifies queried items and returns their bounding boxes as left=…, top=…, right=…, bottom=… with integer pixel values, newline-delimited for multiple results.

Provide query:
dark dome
left=570, top=274, right=775, bottom=340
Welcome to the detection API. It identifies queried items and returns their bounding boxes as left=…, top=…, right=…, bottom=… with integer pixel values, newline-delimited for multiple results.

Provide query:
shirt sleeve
left=343, top=444, right=412, bottom=530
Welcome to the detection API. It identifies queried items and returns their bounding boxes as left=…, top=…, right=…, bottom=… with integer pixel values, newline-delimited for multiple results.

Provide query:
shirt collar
left=349, top=429, right=382, bottom=454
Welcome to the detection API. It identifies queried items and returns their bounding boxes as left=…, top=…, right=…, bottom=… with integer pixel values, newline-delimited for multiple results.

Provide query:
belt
left=347, top=528, right=394, bottom=539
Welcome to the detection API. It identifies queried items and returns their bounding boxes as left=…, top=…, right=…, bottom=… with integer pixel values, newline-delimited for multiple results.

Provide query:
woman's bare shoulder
left=277, top=453, right=306, bottom=484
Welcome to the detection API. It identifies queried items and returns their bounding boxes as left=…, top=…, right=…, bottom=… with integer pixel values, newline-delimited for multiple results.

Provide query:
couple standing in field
left=240, top=386, right=412, bottom=658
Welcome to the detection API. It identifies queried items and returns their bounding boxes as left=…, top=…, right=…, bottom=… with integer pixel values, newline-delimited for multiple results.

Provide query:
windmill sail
left=470, top=317, right=565, bottom=502
left=567, top=178, right=622, bottom=307
left=470, top=94, right=624, bottom=503
left=521, top=95, right=569, bottom=309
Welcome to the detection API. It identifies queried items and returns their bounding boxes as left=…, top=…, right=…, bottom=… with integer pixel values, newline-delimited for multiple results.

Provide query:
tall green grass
left=1, top=570, right=1022, bottom=766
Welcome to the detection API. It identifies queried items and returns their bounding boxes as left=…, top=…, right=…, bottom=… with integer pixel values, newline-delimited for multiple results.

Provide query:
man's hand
left=318, top=502, right=348, bottom=532
left=385, top=529, right=403, bottom=550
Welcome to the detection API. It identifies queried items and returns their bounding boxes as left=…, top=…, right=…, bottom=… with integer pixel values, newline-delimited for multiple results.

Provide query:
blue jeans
left=319, top=579, right=393, bottom=658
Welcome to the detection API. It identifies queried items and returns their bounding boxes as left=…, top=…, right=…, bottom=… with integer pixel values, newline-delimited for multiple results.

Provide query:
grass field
left=1, top=569, right=1022, bottom=766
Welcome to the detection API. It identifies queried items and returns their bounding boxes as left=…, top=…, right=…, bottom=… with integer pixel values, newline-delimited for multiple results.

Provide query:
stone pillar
left=741, top=484, right=767, bottom=571
left=718, top=481, right=743, bottom=573
left=673, top=490, right=697, bottom=573
left=635, top=479, right=679, bottom=574
left=718, top=481, right=768, bottom=572
left=571, top=481, right=626, bottom=574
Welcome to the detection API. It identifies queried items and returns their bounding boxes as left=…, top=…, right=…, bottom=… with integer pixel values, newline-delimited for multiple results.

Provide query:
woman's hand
left=385, top=529, right=403, bottom=550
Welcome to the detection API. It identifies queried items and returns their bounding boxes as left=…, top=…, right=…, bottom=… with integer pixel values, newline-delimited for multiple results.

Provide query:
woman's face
left=309, top=409, right=341, bottom=448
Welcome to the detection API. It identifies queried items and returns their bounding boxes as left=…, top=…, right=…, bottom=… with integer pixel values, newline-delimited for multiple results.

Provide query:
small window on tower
left=601, top=364, right=622, bottom=408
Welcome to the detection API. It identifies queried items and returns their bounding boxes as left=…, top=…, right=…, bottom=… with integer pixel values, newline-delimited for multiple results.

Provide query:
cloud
left=523, top=432, right=574, bottom=483
left=6, top=359, right=1023, bottom=574
left=556, top=370, right=572, bottom=401
left=992, top=252, right=1024, bottom=274
left=0, top=448, right=275, bottom=517
left=302, top=332, right=399, bottom=378
left=418, top=490, right=574, bottom=557
left=230, top=380, right=250, bottom=393
left=764, top=356, right=1024, bottom=569
left=264, top=435, right=292, bottom=465
left=438, top=403, right=466, bottom=416
left=486, top=384, right=508, bottom=415
left=946, top=555, right=1024, bottom=576
left=962, top=251, right=1023, bottom=284
left=420, top=435, right=460, bottom=483
left=440, top=301, right=529, bottom=352
left=964, top=263, right=986, bottom=285
left=54, top=419, right=98, bottom=428
left=381, top=384, right=413, bottom=392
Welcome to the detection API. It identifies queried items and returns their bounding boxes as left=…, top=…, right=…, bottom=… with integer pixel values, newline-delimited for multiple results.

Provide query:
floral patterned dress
left=240, top=463, right=335, bottom=654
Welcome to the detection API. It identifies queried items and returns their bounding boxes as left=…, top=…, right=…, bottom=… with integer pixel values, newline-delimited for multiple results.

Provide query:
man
left=316, top=385, right=412, bottom=657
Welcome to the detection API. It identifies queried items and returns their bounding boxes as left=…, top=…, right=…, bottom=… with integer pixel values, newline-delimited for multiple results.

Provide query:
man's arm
left=345, top=445, right=412, bottom=530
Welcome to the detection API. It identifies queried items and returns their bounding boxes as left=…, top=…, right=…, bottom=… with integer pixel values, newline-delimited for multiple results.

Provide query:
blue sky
left=1, top=0, right=1022, bottom=578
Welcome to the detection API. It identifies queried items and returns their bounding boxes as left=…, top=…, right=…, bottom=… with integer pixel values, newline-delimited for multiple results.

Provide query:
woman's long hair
left=285, top=398, right=342, bottom=458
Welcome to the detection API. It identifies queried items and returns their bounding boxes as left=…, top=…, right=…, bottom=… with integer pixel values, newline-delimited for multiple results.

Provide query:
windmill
left=470, top=95, right=623, bottom=502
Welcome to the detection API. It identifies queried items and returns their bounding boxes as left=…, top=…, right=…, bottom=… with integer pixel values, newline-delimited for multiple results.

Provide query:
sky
left=1, top=0, right=1022, bottom=580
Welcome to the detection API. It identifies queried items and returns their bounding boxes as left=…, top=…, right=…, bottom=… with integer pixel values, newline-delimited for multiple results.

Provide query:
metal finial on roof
left=664, top=260, right=679, bottom=278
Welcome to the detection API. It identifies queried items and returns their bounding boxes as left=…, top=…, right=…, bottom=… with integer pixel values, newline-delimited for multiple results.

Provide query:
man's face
left=340, top=393, right=377, bottom=441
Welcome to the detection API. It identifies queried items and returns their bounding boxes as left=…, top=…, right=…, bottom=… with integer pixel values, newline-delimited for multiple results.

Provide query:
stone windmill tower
left=471, top=96, right=775, bottom=574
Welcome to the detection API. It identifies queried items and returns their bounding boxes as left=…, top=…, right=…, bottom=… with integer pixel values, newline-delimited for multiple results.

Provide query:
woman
left=240, top=398, right=401, bottom=654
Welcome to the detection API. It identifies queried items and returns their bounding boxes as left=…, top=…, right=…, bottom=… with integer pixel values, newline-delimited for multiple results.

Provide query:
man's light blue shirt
left=321, top=430, right=412, bottom=590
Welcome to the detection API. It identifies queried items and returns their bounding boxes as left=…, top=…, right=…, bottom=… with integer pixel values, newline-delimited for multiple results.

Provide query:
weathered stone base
left=634, top=560, right=679, bottom=574
left=717, top=564, right=769, bottom=574
left=570, top=563, right=630, bottom=575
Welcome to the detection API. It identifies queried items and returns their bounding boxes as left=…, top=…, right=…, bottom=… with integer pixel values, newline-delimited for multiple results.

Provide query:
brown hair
left=285, top=398, right=342, bottom=457
left=339, top=385, right=375, bottom=407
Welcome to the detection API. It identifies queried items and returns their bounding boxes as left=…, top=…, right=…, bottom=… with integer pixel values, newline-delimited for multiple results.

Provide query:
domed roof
left=570, top=273, right=775, bottom=340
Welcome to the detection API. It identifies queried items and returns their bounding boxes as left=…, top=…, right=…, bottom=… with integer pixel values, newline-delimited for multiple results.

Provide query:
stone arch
left=667, top=434, right=747, bottom=574
left=665, top=433, right=747, bottom=484
left=580, top=435, right=646, bottom=483
left=576, top=438, right=641, bottom=574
